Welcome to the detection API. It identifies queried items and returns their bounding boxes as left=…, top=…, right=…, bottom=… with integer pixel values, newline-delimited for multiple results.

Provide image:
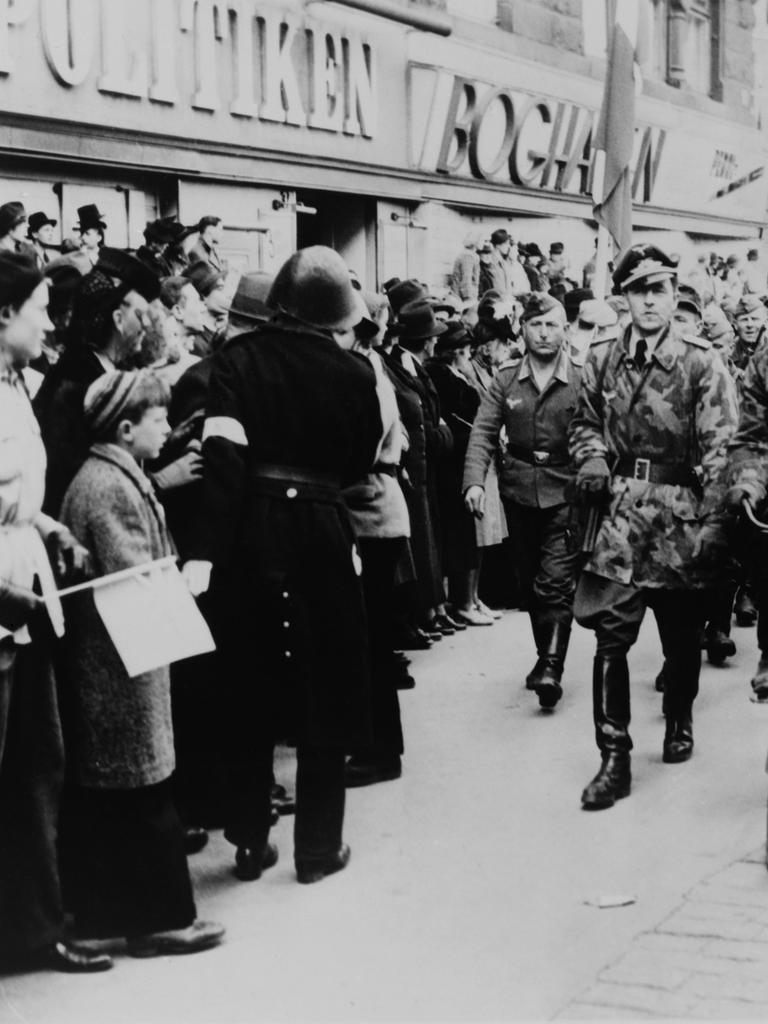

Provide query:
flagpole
left=592, top=149, right=612, bottom=299
left=56, top=556, right=178, bottom=598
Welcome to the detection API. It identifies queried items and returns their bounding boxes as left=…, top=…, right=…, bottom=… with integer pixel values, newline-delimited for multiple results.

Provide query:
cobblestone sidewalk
left=558, top=844, right=768, bottom=1020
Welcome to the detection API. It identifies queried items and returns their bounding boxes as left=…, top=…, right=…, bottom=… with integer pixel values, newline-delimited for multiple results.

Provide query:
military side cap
left=520, top=291, right=564, bottom=325
left=612, top=243, right=678, bottom=291
left=734, top=293, right=765, bottom=318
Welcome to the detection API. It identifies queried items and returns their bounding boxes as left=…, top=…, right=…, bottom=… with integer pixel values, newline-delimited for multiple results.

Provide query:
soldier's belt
left=249, top=463, right=342, bottom=503
left=613, top=458, right=698, bottom=487
left=506, top=444, right=569, bottom=467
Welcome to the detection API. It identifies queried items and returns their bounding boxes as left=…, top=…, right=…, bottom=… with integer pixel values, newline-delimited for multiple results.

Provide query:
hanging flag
left=593, top=0, right=644, bottom=251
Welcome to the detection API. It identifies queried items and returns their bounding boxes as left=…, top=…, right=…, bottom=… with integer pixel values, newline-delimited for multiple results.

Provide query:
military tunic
left=569, top=326, right=738, bottom=590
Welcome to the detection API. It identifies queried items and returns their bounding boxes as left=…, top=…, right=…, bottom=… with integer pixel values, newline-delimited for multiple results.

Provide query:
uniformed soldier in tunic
left=569, top=244, right=738, bottom=810
left=463, top=293, right=581, bottom=709
left=183, top=246, right=382, bottom=885
left=732, top=293, right=767, bottom=373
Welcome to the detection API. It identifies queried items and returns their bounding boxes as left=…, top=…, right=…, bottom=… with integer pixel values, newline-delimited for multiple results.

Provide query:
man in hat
left=182, top=260, right=229, bottom=353
left=569, top=243, right=738, bottom=809
left=34, top=248, right=161, bottom=514
left=182, top=246, right=382, bottom=885
left=136, top=218, right=180, bottom=277
left=672, top=284, right=703, bottom=332
left=450, top=233, right=481, bottom=303
left=76, top=204, right=106, bottom=266
left=27, top=212, right=58, bottom=269
left=479, top=228, right=530, bottom=301
left=0, top=201, right=28, bottom=254
left=189, top=215, right=226, bottom=274
left=464, top=293, right=581, bottom=709
left=547, top=242, right=578, bottom=304
left=732, top=293, right=767, bottom=371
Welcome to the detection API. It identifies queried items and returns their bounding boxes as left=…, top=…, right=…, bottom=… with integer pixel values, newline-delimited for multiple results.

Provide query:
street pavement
left=2, top=609, right=768, bottom=1022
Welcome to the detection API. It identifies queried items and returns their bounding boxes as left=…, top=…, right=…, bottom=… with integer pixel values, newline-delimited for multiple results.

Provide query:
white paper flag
left=90, top=560, right=215, bottom=678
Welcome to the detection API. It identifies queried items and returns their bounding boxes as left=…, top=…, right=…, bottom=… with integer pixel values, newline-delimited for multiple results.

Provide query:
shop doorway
left=295, top=189, right=377, bottom=288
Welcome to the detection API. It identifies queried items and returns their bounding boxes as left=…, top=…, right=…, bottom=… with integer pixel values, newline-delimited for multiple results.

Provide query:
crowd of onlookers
left=1, top=191, right=767, bottom=974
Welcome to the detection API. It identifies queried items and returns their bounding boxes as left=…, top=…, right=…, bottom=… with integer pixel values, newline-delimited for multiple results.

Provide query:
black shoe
left=233, top=842, right=279, bottom=881
left=184, top=825, right=209, bottom=856
left=735, top=591, right=758, bottom=627
left=663, top=711, right=693, bottom=763
left=432, top=615, right=456, bottom=636
left=393, top=628, right=432, bottom=651
left=706, top=630, right=736, bottom=666
left=271, top=783, right=296, bottom=816
left=419, top=626, right=442, bottom=642
left=751, top=657, right=768, bottom=702
left=296, top=843, right=351, bottom=884
left=46, top=940, right=113, bottom=973
left=581, top=752, right=631, bottom=810
left=345, top=756, right=402, bottom=788
left=126, top=921, right=225, bottom=958
left=441, top=612, right=468, bottom=631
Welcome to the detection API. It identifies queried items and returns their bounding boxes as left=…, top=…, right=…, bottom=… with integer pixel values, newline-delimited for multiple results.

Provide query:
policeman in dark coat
left=569, top=244, right=738, bottom=810
left=183, top=246, right=382, bottom=884
left=463, top=293, right=581, bottom=709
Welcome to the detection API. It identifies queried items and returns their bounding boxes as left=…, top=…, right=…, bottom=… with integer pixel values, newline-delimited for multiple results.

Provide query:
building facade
left=0, top=0, right=765, bottom=290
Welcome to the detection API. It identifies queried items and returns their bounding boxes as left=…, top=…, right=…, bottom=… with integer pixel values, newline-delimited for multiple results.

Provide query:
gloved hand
left=182, top=560, right=213, bottom=597
left=725, top=480, right=765, bottom=512
left=692, top=519, right=728, bottom=568
left=576, top=456, right=611, bottom=504
left=464, top=485, right=486, bottom=519
left=151, top=442, right=203, bottom=493
left=47, top=526, right=92, bottom=583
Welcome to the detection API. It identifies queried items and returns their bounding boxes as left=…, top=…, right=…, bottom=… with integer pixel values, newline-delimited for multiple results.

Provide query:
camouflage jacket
left=727, top=341, right=768, bottom=504
left=568, top=325, right=738, bottom=589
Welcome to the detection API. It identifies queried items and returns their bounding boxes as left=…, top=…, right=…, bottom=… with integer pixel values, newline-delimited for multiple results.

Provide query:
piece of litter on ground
left=584, top=893, right=637, bottom=909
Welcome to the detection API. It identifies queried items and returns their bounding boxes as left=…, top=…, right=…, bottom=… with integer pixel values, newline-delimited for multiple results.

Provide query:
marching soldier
left=463, top=292, right=581, bottom=710
left=732, top=293, right=767, bottom=372
left=569, top=244, right=738, bottom=810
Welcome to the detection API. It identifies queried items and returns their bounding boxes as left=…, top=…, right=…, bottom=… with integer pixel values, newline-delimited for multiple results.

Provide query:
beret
left=0, top=250, right=43, bottom=308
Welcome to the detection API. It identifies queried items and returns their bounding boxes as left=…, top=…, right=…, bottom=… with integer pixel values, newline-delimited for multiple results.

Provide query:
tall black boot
left=663, top=706, right=693, bottom=763
left=525, top=610, right=546, bottom=690
left=705, top=585, right=737, bottom=666
left=533, top=619, right=571, bottom=710
left=581, top=654, right=632, bottom=810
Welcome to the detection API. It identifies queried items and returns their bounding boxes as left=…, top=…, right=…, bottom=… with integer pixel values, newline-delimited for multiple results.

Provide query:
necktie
left=634, top=338, right=647, bottom=370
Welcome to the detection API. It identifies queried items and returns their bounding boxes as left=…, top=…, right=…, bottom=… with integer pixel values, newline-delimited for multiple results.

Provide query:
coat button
left=286, top=487, right=298, bottom=498
left=282, top=592, right=289, bottom=599
left=283, top=621, right=290, bottom=628
left=285, top=651, right=292, bottom=658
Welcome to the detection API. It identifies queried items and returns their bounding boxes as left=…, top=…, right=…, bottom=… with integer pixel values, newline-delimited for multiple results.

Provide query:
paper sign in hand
left=92, top=561, right=215, bottom=678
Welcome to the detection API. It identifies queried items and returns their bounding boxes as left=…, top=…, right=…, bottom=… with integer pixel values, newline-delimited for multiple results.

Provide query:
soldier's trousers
left=0, top=639, right=65, bottom=955
left=574, top=572, right=707, bottom=715
left=503, top=501, right=578, bottom=622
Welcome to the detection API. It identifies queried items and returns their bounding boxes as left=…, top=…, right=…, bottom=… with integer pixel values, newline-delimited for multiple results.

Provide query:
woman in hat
left=0, top=251, right=112, bottom=973
left=0, top=201, right=28, bottom=254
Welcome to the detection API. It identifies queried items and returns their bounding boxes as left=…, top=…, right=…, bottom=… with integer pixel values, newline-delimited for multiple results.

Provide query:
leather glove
left=692, top=519, right=728, bottom=569
left=725, top=481, right=765, bottom=512
left=47, top=526, right=92, bottom=584
left=0, top=579, right=46, bottom=634
left=576, top=456, right=611, bottom=504
left=151, top=443, right=203, bottom=493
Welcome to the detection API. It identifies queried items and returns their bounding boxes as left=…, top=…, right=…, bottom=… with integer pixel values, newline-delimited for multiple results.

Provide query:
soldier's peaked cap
left=612, top=243, right=679, bottom=291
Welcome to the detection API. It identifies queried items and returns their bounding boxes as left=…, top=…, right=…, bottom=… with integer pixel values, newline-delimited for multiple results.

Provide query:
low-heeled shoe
left=46, top=941, right=113, bottom=973
left=234, top=841, right=279, bottom=881
left=296, top=843, right=351, bottom=884
left=345, top=756, right=402, bottom=788
left=126, top=920, right=225, bottom=958
left=184, top=825, right=209, bottom=856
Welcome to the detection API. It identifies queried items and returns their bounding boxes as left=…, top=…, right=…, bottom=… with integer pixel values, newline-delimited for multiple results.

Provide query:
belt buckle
left=633, top=458, right=650, bottom=482
left=533, top=450, right=550, bottom=466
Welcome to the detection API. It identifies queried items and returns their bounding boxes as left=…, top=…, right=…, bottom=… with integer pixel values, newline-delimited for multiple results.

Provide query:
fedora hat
left=0, top=201, right=27, bottom=237
left=27, top=211, right=57, bottom=237
left=392, top=299, right=448, bottom=341
left=76, top=204, right=107, bottom=231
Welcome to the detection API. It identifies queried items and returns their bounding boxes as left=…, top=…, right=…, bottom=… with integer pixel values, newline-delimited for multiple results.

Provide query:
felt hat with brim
left=96, top=247, right=161, bottom=302
left=27, top=211, right=57, bottom=236
left=0, top=201, right=27, bottom=237
left=230, top=271, right=275, bottom=324
left=520, top=291, right=565, bottom=325
left=267, top=246, right=363, bottom=332
left=735, top=293, right=765, bottom=318
left=612, top=243, right=678, bottom=291
left=182, top=259, right=225, bottom=300
left=435, top=321, right=472, bottom=355
left=391, top=299, right=448, bottom=341
left=144, top=218, right=186, bottom=245
left=387, top=278, right=428, bottom=318
left=563, top=288, right=593, bottom=322
left=76, top=204, right=107, bottom=231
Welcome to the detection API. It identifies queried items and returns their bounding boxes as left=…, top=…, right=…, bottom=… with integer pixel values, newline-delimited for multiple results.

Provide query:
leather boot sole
left=581, top=782, right=631, bottom=810
left=662, top=745, right=693, bottom=764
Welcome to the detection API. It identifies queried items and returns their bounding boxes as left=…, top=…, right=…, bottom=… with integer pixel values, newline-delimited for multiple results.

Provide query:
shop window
left=445, top=0, right=497, bottom=23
